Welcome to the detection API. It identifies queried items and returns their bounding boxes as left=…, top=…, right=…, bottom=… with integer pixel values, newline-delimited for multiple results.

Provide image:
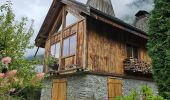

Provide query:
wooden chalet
left=35, top=0, right=157, bottom=100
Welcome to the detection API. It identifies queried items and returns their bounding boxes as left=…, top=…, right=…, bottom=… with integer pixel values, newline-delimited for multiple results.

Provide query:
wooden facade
left=86, top=17, right=151, bottom=75
left=39, top=0, right=152, bottom=76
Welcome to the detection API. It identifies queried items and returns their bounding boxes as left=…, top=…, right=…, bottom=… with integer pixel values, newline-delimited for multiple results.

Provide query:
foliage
left=116, top=86, right=164, bottom=100
left=147, top=0, right=170, bottom=99
left=0, top=2, right=43, bottom=99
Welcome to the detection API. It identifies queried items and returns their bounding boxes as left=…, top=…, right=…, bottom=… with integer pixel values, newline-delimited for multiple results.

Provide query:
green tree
left=0, top=2, right=43, bottom=99
left=147, top=0, right=170, bottom=99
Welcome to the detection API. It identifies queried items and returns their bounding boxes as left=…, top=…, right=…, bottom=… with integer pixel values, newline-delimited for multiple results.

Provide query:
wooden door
left=52, top=78, right=67, bottom=100
left=108, top=78, right=122, bottom=100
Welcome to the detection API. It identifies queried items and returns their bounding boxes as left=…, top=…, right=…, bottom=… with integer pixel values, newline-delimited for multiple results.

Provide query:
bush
left=116, top=86, right=164, bottom=100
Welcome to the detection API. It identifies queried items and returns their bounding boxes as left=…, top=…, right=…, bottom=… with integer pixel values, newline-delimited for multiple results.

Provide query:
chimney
left=87, top=0, right=115, bottom=16
left=134, top=10, right=149, bottom=32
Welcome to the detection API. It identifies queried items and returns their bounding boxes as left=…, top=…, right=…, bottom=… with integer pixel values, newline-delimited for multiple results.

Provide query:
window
left=65, top=12, right=78, bottom=27
left=63, top=38, right=69, bottom=57
left=55, top=18, right=62, bottom=33
left=126, top=44, right=139, bottom=58
left=63, top=35, right=77, bottom=57
left=57, top=23, right=62, bottom=32
left=51, top=42, right=60, bottom=58
left=51, top=44, right=55, bottom=56
left=70, top=35, right=76, bottom=55
left=55, top=43, right=60, bottom=58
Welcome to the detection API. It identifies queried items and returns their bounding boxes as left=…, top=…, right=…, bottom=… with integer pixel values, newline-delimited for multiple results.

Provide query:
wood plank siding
left=87, top=17, right=151, bottom=75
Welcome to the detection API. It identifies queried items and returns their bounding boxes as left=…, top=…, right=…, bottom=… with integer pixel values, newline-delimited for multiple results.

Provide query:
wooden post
left=34, top=47, right=40, bottom=58
left=59, top=7, right=66, bottom=71
left=83, top=17, right=88, bottom=69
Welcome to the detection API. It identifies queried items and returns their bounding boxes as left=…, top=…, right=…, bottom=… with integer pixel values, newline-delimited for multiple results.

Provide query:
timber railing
left=123, top=58, right=152, bottom=74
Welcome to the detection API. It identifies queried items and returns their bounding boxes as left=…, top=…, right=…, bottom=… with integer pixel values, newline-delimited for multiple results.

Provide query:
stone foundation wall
left=40, top=79, right=52, bottom=100
left=67, top=75, right=108, bottom=100
left=122, top=78, right=158, bottom=96
left=40, top=75, right=158, bottom=100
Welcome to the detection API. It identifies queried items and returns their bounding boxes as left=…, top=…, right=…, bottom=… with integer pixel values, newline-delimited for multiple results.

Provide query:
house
left=35, top=0, right=157, bottom=100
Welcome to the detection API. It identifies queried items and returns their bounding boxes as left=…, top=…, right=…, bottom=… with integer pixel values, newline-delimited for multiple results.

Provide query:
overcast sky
left=0, top=0, right=154, bottom=57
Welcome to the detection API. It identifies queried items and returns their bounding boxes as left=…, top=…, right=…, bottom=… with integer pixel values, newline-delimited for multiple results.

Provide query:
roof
left=35, top=0, right=148, bottom=48
left=135, top=10, right=149, bottom=17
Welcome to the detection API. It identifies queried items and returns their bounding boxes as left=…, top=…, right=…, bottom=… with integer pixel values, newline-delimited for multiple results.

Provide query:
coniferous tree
left=148, top=0, right=170, bottom=99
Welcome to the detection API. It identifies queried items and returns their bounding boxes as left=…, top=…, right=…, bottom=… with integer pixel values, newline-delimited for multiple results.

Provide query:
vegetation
left=116, top=86, right=164, bottom=100
left=0, top=2, right=43, bottom=99
left=147, top=0, right=170, bottom=99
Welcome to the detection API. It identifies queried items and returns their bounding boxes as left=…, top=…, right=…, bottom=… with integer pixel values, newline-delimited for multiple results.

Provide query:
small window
left=55, top=17, right=62, bottom=33
left=51, top=43, right=60, bottom=58
left=63, top=38, right=69, bottom=57
left=133, top=47, right=138, bottom=58
left=126, top=44, right=132, bottom=58
left=70, top=35, right=77, bottom=55
left=55, top=43, right=60, bottom=58
left=65, top=12, right=78, bottom=27
left=51, top=44, right=55, bottom=56
left=126, top=44, right=139, bottom=58
left=62, top=35, right=77, bottom=57
left=57, top=23, right=62, bottom=32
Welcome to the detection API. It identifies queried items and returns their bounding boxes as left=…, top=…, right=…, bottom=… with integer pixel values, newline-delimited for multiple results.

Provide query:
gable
left=35, top=0, right=85, bottom=48
left=35, top=0, right=148, bottom=48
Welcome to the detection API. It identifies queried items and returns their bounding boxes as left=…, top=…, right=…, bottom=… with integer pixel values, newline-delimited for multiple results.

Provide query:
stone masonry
left=40, top=79, right=52, bottom=100
left=122, top=78, right=158, bottom=96
left=40, top=75, right=158, bottom=100
left=67, top=75, right=108, bottom=100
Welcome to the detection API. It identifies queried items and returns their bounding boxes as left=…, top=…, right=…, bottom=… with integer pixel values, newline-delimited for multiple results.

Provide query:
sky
left=0, top=0, right=154, bottom=57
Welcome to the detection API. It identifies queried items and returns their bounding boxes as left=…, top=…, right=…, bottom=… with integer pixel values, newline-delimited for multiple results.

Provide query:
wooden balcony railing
left=123, top=58, right=152, bottom=74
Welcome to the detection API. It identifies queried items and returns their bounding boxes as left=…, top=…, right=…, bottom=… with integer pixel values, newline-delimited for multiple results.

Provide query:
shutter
left=108, top=78, right=122, bottom=100
left=52, top=78, right=67, bottom=100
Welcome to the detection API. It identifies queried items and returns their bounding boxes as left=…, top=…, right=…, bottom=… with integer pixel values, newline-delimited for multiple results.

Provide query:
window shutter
left=52, top=79, right=67, bottom=100
left=108, top=78, right=122, bottom=100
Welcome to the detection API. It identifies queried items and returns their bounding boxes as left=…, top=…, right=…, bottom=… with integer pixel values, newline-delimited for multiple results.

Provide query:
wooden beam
left=59, top=7, right=66, bottom=71
left=90, top=13, right=148, bottom=39
left=86, top=71, right=154, bottom=82
left=34, top=47, right=40, bottom=57
left=83, top=18, right=88, bottom=69
left=49, top=10, right=63, bottom=36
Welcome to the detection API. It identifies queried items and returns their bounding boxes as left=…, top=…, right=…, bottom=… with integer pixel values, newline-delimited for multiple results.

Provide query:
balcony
left=123, top=58, right=152, bottom=75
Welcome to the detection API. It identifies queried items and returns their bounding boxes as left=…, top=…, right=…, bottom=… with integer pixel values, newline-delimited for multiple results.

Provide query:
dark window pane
left=126, top=44, right=132, bottom=58
left=55, top=43, right=60, bottom=58
left=70, top=35, right=77, bottom=55
left=133, top=47, right=138, bottom=58
left=63, top=38, right=69, bottom=57
left=57, top=23, right=62, bottom=32
left=55, top=18, right=62, bottom=33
